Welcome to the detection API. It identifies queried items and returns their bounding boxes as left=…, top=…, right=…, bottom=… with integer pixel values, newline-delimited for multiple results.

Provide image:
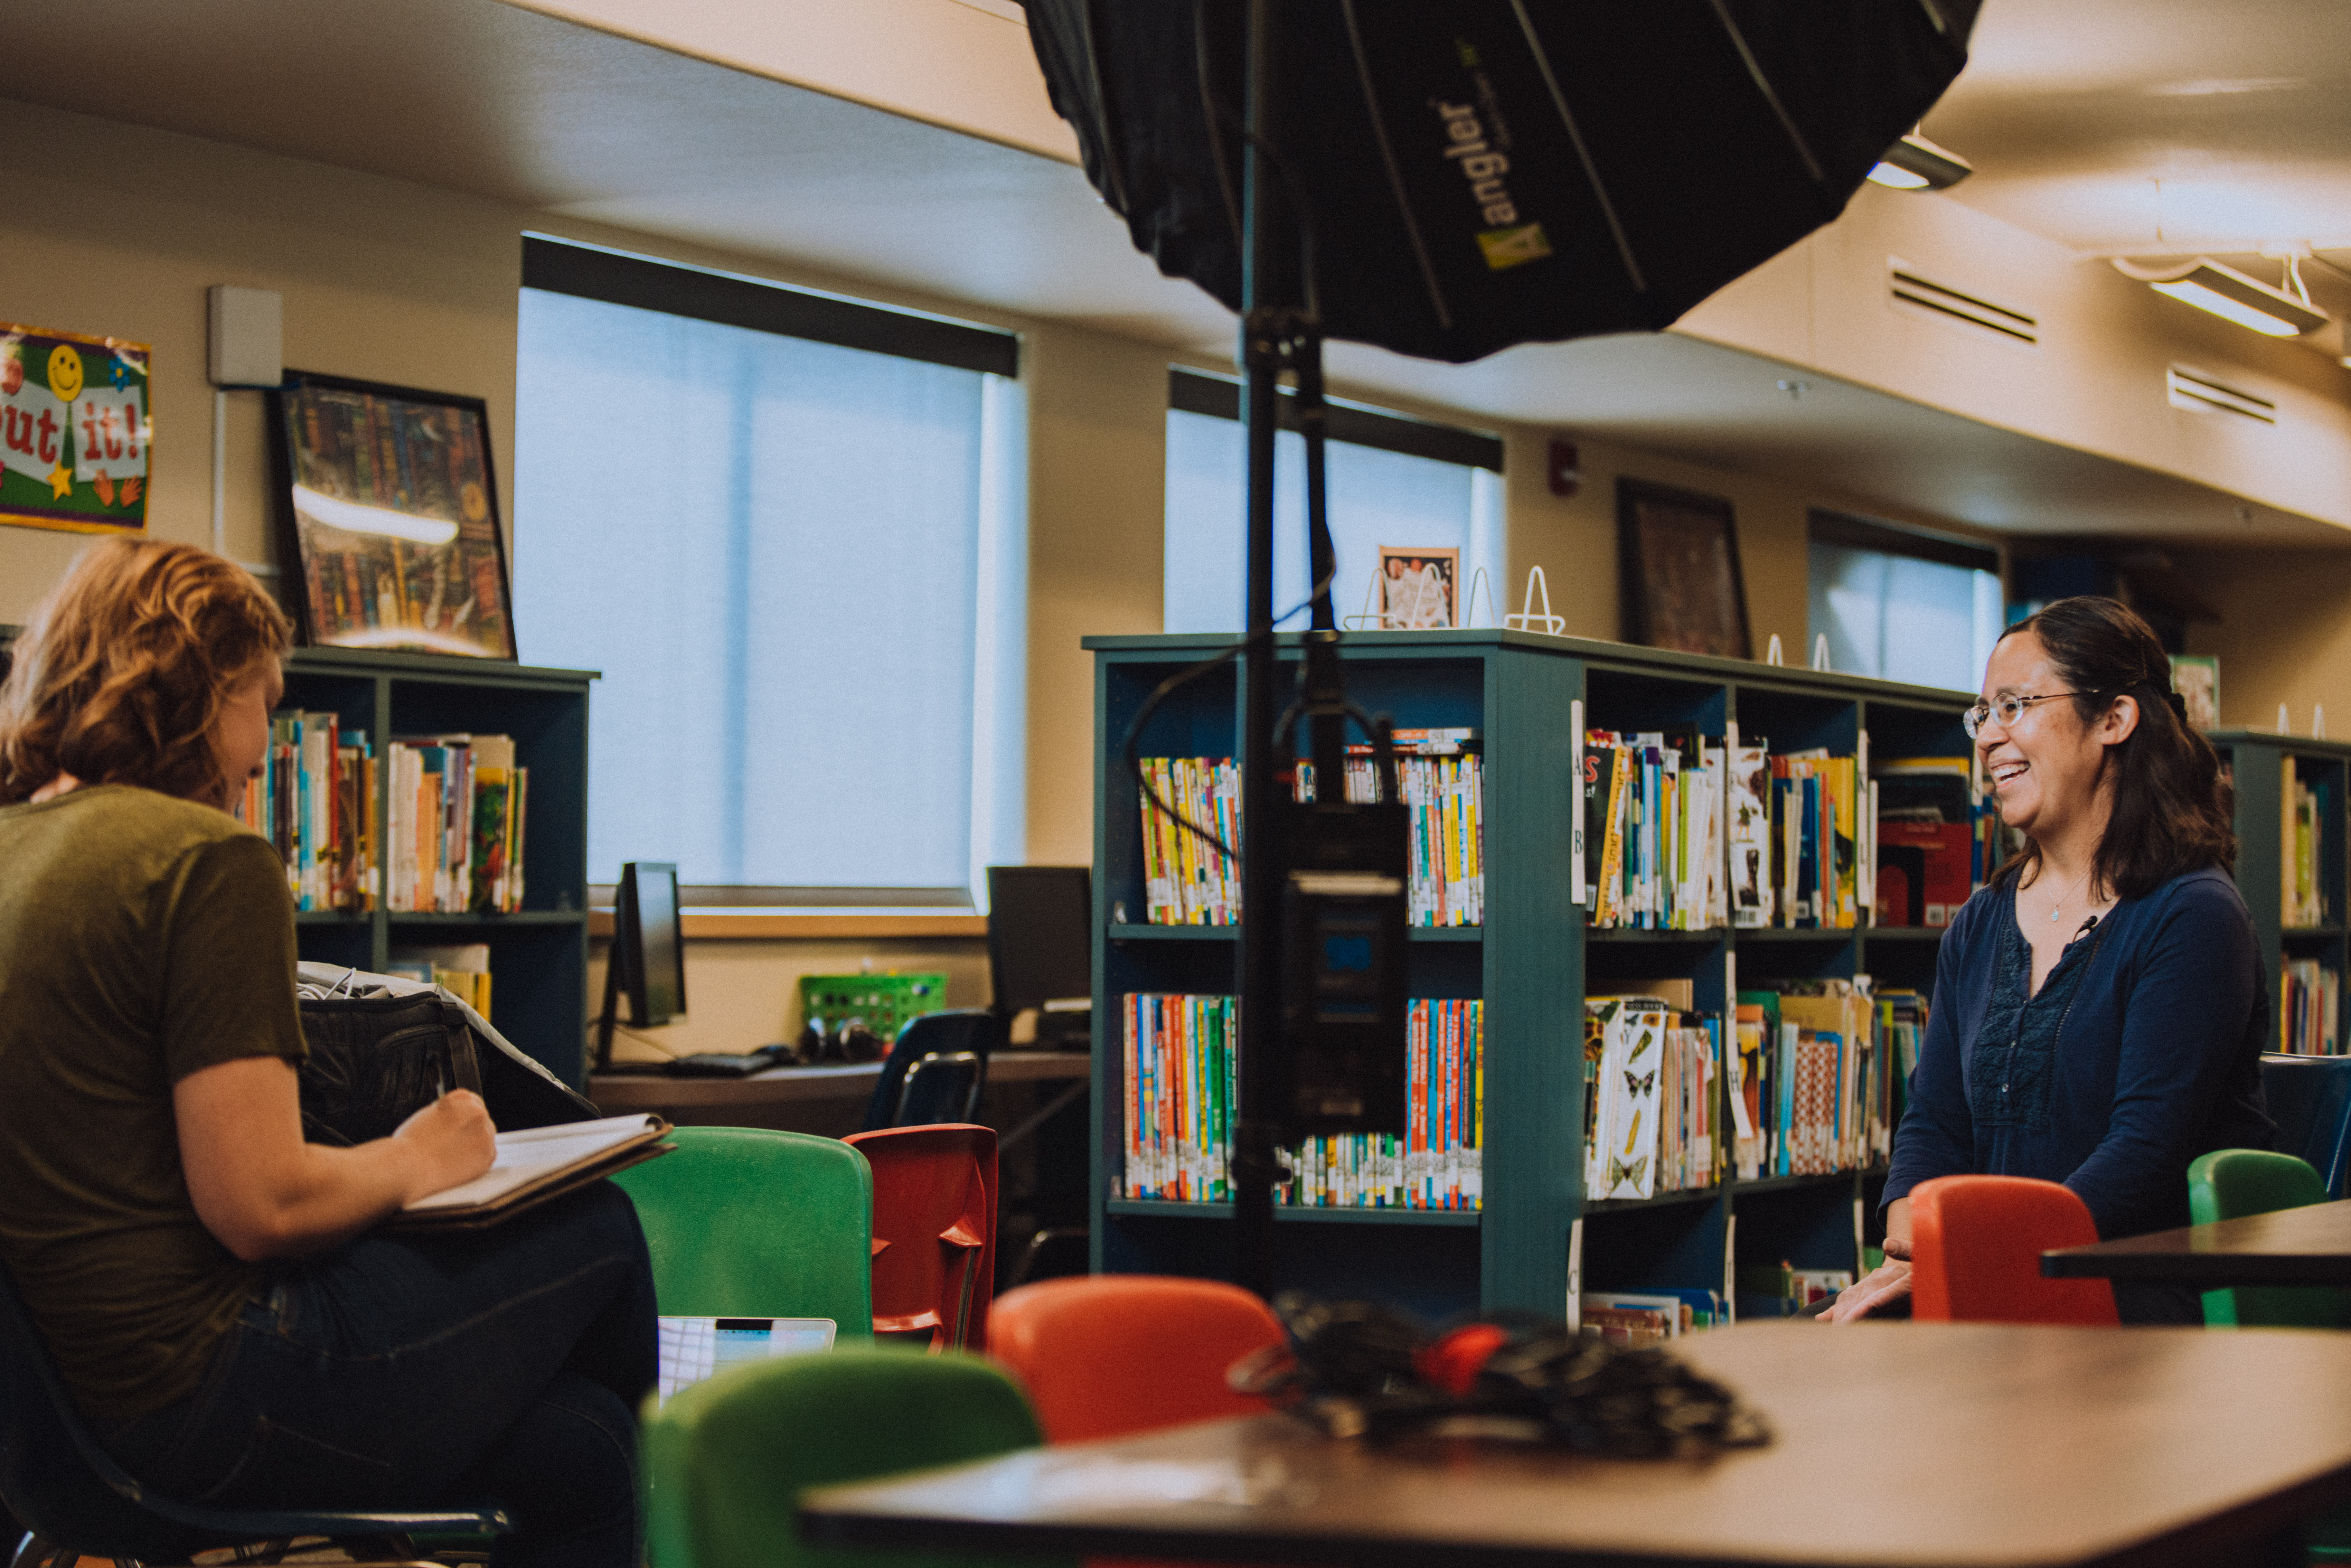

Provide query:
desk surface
left=589, top=1049, right=1088, bottom=1110
left=2043, top=1198, right=2351, bottom=1285
left=800, top=1321, right=2351, bottom=1568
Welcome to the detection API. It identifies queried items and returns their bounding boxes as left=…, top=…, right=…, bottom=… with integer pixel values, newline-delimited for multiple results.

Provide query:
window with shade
left=1808, top=510, right=2003, bottom=694
left=1162, top=368, right=1505, bottom=634
left=512, top=238, right=1025, bottom=905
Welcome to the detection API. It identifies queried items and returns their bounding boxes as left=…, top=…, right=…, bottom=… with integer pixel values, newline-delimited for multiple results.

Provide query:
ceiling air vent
left=1886, top=259, right=2038, bottom=345
left=2167, top=365, right=2275, bottom=424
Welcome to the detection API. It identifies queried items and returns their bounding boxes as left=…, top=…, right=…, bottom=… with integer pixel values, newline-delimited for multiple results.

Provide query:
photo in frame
left=1616, top=479, right=1752, bottom=659
left=1375, top=545, right=1460, bottom=629
left=266, top=371, right=516, bottom=659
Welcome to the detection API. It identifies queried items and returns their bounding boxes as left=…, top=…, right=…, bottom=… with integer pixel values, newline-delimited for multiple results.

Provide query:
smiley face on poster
left=0, top=322, right=151, bottom=534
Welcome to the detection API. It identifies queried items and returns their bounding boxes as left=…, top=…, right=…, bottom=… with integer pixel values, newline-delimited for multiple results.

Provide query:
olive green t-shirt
left=0, top=784, right=307, bottom=1421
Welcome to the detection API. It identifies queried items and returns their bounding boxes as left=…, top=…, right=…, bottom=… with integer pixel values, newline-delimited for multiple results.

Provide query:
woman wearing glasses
left=1828, top=596, right=2269, bottom=1323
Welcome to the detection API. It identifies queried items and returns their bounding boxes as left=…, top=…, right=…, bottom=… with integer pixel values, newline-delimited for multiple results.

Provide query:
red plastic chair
left=840, top=1124, right=998, bottom=1350
left=1909, top=1174, right=2119, bottom=1325
left=988, top=1274, right=1285, bottom=1443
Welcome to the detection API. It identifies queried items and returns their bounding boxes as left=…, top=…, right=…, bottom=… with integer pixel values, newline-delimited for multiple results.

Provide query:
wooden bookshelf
left=1086, top=629, right=1976, bottom=1321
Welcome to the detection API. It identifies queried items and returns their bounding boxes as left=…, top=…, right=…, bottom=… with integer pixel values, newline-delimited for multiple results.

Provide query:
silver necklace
left=2041, top=863, right=2094, bottom=924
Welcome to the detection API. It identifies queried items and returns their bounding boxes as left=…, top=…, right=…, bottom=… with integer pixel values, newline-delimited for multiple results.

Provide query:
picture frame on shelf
left=1616, top=479, right=1751, bottom=659
left=1375, top=544, right=1460, bottom=629
left=2170, top=653, right=2219, bottom=731
left=266, top=370, right=517, bottom=660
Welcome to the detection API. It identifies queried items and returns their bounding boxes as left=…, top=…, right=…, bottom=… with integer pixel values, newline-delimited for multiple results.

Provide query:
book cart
left=2211, top=730, right=2351, bottom=1055
left=1087, top=629, right=1974, bottom=1320
left=274, top=646, right=597, bottom=1088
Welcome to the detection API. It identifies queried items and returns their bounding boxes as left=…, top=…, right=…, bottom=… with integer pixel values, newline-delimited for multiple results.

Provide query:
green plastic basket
left=796, top=972, right=952, bottom=1040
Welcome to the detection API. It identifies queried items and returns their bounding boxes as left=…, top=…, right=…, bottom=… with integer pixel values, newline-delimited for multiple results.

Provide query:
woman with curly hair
left=1828, top=596, right=2272, bottom=1324
left=0, top=540, right=654, bottom=1567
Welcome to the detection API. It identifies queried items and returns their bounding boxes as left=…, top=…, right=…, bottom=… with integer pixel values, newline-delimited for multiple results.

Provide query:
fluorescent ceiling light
left=1867, top=134, right=1971, bottom=192
left=292, top=485, right=460, bottom=545
left=2128, top=258, right=2331, bottom=338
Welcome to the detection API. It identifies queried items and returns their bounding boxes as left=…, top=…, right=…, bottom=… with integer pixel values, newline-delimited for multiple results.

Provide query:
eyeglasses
left=1963, top=691, right=2103, bottom=739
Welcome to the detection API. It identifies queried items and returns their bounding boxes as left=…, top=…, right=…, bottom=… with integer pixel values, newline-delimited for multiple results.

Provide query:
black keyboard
left=663, top=1045, right=792, bottom=1078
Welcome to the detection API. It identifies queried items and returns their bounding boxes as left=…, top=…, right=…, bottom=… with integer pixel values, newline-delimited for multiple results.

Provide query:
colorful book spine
left=234, top=709, right=377, bottom=912
left=1583, top=730, right=1727, bottom=930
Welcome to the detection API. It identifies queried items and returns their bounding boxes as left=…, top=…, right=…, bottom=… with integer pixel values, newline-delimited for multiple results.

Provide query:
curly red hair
left=0, top=539, right=290, bottom=805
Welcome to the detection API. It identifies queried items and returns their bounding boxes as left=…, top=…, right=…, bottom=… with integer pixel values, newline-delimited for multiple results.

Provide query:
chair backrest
left=862, top=1010, right=1006, bottom=1132
left=1909, top=1175, right=2120, bottom=1325
left=2186, top=1148, right=2351, bottom=1329
left=988, top=1275, right=1284, bottom=1444
left=2258, top=1054, right=2351, bottom=1199
left=614, top=1127, right=873, bottom=1341
left=841, top=1125, right=998, bottom=1350
left=640, top=1348, right=1053, bottom=1568
left=896, top=1052, right=983, bottom=1126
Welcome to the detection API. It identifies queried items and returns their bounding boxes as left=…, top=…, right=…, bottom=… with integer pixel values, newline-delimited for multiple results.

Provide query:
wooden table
left=2042, top=1199, right=2351, bottom=1287
left=590, top=1049, right=1089, bottom=1112
left=800, top=1321, right=2351, bottom=1568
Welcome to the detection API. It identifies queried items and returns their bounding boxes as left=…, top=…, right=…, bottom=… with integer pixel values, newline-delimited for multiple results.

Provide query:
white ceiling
left=2, top=0, right=2346, bottom=545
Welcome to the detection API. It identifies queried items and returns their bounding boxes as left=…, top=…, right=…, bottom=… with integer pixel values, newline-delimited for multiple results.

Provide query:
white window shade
left=515, top=287, right=992, bottom=895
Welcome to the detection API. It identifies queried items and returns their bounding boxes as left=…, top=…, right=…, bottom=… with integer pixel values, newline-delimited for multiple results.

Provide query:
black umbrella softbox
left=1023, top=0, right=1979, bottom=362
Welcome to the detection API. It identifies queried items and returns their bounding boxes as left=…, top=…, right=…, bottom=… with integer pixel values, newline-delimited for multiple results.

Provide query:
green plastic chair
left=2188, top=1149, right=2351, bottom=1562
left=641, top=1348, right=1062, bottom=1568
left=2186, top=1149, right=2351, bottom=1331
left=615, top=1126, right=874, bottom=1340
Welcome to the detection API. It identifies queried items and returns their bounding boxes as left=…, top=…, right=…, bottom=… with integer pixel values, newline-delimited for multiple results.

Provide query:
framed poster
left=0, top=323, right=151, bottom=536
left=1616, top=479, right=1751, bottom=659
left=1376, top=545, right=1460, bottom=629
left=267, top=371, right=516, bottom=659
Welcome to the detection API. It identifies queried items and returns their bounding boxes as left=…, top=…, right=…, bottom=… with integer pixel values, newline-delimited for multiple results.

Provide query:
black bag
left=296, top=969, right=597, bottom=1146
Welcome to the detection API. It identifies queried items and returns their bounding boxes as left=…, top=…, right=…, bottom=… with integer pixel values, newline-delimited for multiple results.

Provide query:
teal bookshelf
left=1087, top=629, right=1975, bottom=1321
left=0, top=629, right=597, bottom=1090
left=2210, top=729, right=2351, bottom=1054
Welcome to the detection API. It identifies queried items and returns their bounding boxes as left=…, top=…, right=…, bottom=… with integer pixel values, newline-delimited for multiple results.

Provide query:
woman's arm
left=177, top=1056, right=496, bottom=1262
left=1824, top=1197, right=1913, bottom=1322
left=2064, top=878, right=2260, bottom=1236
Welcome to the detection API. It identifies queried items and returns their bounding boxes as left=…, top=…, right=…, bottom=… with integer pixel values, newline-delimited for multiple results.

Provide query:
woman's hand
left=392, top=1090, right=498, bottom=1203
left=1822, top=1257, right=1913, bottom=1322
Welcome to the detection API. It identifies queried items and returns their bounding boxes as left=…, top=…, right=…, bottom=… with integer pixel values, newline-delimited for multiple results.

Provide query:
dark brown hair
left=0, top=539, right=290, bottom=806
left=1990, top=595, right=2234, bottom=900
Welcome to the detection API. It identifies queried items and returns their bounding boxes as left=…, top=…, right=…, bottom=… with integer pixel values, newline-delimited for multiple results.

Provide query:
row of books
left=2281, top=960, right=2343, bottom=1056
left=1732, top=983, right=1924, bottom=1180
left=1874, top=756, right=2003, bottom=930
left=1285, top=998, right=1484, bottom=1211
left=386, top=942, right=494, bottom=1021
left=1574, top=1264, right=1857, bottom=1343
left=1115, top=993, right=1484, bottom=1210
left=232, top=709, right=376, bottom=911
left=386, top=734, right=529, bottom=914
left=2283, top=769, right=2337, bottom=929
left=1136, top=730, right=1484, bottom=927
left=1583, top=996, right=1721, bottom=1199
left=1582, top=731, right=1725, bottom=930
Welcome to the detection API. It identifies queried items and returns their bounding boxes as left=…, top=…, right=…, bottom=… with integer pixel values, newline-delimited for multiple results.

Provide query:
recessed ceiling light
left=2122, top=258, right=2331, bottom=338
left=1867, top=134, right=1971, bottom=192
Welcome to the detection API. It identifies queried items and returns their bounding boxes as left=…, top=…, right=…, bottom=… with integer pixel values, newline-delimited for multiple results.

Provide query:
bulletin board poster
left=0, top=323, right=151, bottom=535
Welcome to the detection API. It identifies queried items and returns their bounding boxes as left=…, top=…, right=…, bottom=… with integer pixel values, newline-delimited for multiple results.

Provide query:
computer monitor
left=597, top=861, right=686, bottom=1069
left=985, top=866, right=1092, bottom=1048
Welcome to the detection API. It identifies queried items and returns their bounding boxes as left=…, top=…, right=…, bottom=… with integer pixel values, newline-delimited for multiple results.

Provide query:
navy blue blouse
left=1884, top=867, right=2273, bottom=1242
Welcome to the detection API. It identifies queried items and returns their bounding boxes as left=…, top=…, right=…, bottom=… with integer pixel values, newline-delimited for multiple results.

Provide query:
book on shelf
left=1734, top=1262, right=1852, bottom=1319
left=1582, top=728, right=1725, bottom=930
left=1578, top=1286, right=1726, bottom=1345
left=1873, top=756, right=1996, bottom=926
left=2280, top=960, right=2343, bottom=1055
left=388, top=942, right=494, bottom=1021
left=1136, top=730, right=1483, bottom=927
left=2283, top=768, right=2336, bottom=928
left=1117, top=993, right=1483, bottom=1210
left=1728, top=980, right=1921, bottom=1181
left=233, top=708, right=376, bottom=912
left=1583, top=993, right=1719, bottom=1200
left=387, top=733, right=529, bottom=914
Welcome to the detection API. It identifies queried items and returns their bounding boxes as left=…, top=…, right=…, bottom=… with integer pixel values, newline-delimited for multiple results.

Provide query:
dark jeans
left=96, top=1183, right=656, bottom=1568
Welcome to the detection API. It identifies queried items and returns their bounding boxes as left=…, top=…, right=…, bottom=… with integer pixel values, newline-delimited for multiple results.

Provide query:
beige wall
left=2181, top=548, right=2351, bottom=736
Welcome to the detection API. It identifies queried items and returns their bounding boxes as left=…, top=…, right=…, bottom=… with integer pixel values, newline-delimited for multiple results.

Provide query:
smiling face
left=201, top=662, right=284, bottom=814
left=1977, top=630, right=2135, bottom=845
